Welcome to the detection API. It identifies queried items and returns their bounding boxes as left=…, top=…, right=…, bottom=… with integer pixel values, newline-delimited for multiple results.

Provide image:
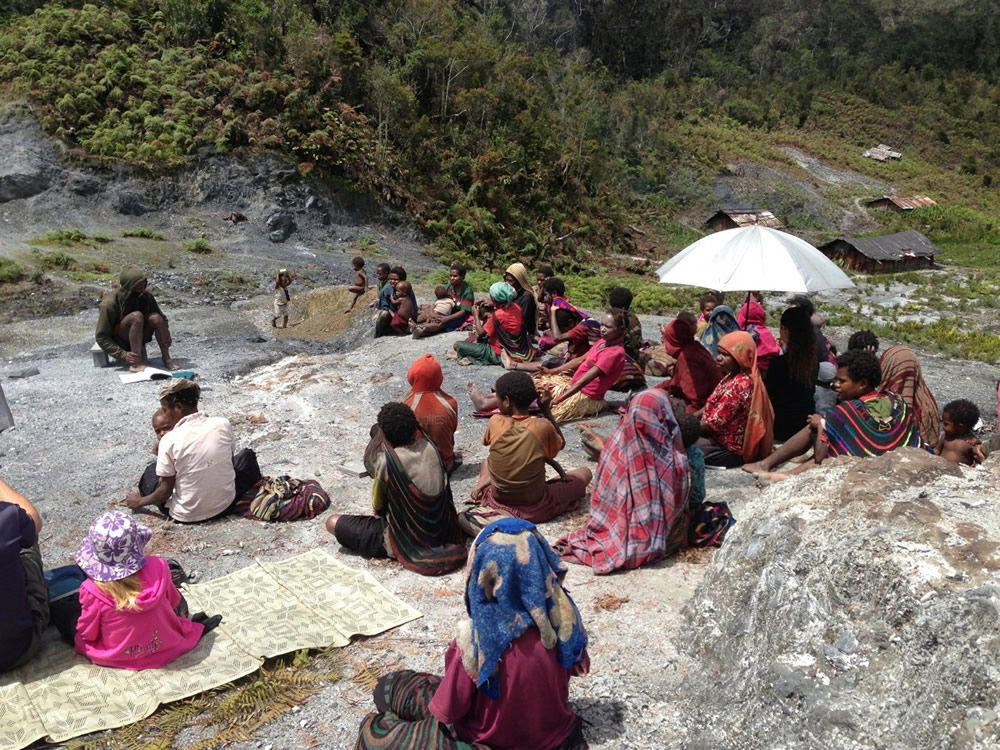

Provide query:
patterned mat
left=0, top=549, right=422, bottom=750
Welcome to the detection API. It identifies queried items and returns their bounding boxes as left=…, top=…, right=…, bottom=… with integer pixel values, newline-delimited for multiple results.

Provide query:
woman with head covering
left=504, top=262, right=538, bottom=337
left=698, top=331, right=774, bottom=468
left=657, top=315, right=722, bottom=413
left=452, top=282, right=534, bottom=366
left=736, top=300, right=780, bottom=375
left=699, top=305, right=741, bottom=357
left=555, top=389, right=691, bottom=574
left=765, top=306, right=818, bottom=441
left=354, top=518, right=589, bottom=750
left=879, top=345, right=942, bottom=446
left=403, top=354, right=460, bottom=472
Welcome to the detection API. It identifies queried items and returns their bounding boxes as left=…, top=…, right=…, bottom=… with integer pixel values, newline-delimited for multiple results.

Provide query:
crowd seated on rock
left=744, top=350, right=922, bottom=479
left=470, top=311, right=628, bottom=424
left=411, top=264, right=474, bottom=338
left=452, top=282, right=533, bottom=367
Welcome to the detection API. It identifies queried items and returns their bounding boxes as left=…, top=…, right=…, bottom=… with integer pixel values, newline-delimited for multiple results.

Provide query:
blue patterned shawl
left=457, top=517, right=587, bottom=699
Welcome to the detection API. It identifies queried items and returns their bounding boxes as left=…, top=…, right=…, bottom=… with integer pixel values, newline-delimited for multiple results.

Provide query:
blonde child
left=272, top=269, right=292, bottom=328
left=345, top=256, right=369, bottom=312
left=74, top=510, right=221, bottom=669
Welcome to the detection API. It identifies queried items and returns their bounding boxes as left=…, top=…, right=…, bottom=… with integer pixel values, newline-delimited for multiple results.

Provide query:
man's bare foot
left=467, top=382, right=490, bottom=411
left=129, top=363, right=148, bottom=373
left=741, top=461, right=765, bottom=474
left=446, top=349, right=459, bottom=360
left=162, top=358, right=178, bottom=371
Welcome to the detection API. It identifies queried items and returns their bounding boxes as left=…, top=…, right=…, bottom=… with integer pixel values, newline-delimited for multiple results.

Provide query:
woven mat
left=0, top=549, right=421, bottom=749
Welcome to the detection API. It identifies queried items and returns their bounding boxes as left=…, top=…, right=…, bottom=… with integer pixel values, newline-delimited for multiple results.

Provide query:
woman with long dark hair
left=765, top=306, right=818, bottom=441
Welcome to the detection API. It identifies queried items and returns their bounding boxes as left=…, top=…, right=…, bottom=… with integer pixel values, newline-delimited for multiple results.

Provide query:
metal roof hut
left=863, top=144, right=902, bottom=161
left=864, top=195, right=937, bottom=213
left=818, top=230, right=940, bottom=273
left=704, top=209, right=785, bottom=233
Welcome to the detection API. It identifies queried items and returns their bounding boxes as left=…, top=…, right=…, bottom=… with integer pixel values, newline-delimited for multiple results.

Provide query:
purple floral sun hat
left=76, top=510, right=152, bottom=582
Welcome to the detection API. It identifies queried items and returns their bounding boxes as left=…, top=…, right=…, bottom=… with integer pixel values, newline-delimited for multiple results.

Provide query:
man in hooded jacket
left=95, top=268, right=175, bottom=371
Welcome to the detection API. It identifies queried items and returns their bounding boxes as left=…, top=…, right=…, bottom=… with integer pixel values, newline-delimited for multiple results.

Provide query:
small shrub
left=184, top=237, right=213, bottom=254
left=122, top=227, right=165, bottom=240
left=0, top=258, right=25, bottom=283
left=91, top=233, right=113, bottom=243
left=33, top=250, right=79, bottom=270
left=36, top=229, right=88, bottom=244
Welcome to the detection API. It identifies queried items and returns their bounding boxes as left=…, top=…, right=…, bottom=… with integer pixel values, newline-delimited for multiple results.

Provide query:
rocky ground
left=2, top=102, right=999, bottom=749
left=2, top=278, right=997, bottom=748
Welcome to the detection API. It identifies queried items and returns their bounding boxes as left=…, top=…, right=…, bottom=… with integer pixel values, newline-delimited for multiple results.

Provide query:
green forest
left=1, top=0, right=999, bottom=270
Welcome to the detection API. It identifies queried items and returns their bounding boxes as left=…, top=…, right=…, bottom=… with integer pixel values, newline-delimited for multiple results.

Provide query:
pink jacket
left=75, top=556, right=203, bottom=670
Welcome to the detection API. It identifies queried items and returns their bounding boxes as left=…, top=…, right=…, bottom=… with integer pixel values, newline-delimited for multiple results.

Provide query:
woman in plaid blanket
left=554, top=388, right=691, bottom=574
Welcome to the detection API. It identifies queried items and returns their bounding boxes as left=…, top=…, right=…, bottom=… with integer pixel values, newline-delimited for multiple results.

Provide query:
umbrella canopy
left=656, top=225, right=855, bottom=293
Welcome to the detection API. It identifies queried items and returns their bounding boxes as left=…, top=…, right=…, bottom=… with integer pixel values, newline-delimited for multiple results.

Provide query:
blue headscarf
left=457, top=518, right=588, bottom=699
left=488, top=281, right=516, bottom=305
left=699, top=304, right=740, bottom=357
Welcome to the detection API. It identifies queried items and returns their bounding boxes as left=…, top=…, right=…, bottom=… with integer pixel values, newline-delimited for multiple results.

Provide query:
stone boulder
left=0, top=105, right=61, bottom=203
left=265, top=210, right=296, bottom=242
left=680, top=448, right=1000, bottom=749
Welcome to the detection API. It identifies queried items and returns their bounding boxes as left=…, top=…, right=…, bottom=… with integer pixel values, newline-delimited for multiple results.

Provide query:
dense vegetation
left=1, top=0, right=999, bottom=270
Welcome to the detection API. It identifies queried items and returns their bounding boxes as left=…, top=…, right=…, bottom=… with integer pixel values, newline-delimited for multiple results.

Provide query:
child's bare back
left=938, top=435, right=984, bottom=466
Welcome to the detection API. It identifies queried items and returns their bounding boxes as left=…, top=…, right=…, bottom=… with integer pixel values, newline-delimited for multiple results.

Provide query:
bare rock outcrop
left=681, top=448, right=1000, bottom=749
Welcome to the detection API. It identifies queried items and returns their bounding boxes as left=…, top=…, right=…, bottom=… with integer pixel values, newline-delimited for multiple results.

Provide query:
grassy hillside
left=2, top=1, right=1000, bottom=360
left=2, top=2, right=998, bottom=268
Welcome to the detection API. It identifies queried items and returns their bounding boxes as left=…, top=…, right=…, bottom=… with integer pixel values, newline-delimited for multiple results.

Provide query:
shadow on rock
left=573, top=697, right=627, bottom=745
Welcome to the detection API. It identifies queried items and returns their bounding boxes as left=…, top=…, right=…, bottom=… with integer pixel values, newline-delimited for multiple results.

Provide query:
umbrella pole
left=742, top=290, right=751, bottom=330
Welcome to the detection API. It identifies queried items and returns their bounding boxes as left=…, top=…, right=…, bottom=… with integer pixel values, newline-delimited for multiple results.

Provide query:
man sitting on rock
left=125, top=379, right=237, bottom=523
left=0, top=478, right=49, bottom=673
left=96, top=268, right=175, bottom=372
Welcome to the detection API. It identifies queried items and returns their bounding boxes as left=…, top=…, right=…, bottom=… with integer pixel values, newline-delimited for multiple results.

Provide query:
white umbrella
left=656, top=225, right=854, bottom=293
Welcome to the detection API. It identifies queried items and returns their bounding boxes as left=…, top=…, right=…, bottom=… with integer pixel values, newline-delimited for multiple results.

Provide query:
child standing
left=345, top=256, right=369, bottom=312
left=354, top=518, right=589, bottom=750
left=935, top=399, right=985, bottom=466
left=74, top=511, right=221, bottom=669
left=272, top=268, right=292, bottom=328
